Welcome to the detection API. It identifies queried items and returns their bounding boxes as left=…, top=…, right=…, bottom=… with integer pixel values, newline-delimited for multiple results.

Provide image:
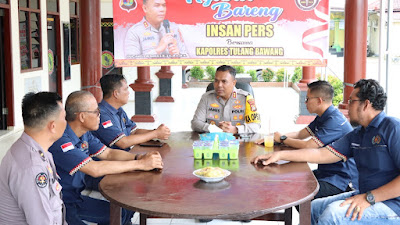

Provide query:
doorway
left=0, top=9, right=6, bottom=129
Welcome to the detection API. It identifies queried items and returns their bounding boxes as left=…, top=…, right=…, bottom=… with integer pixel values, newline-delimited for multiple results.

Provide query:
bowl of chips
left=193, top=167, right=231, bottom=183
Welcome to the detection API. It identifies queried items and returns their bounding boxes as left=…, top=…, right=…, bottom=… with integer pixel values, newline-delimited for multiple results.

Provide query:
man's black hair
left=22, top=92, right=62, bottom=128
left=307, top=80, right=334, bottom=101
left=354, top=79, right=387, bottom=111
left=100, top=74, right=126, bottom=99
left=216, top=65, right=236, bottom=79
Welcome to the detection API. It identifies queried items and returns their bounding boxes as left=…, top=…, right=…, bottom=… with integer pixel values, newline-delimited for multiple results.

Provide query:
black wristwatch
left=280, top=135, right=287, bottom=144
left=366, top=191, right=375, bottom=205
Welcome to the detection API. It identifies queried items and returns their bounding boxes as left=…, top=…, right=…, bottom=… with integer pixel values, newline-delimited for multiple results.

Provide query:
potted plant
left=190, top=66, right=205, bottom=81
left=205, top=66, right=216, bottom=80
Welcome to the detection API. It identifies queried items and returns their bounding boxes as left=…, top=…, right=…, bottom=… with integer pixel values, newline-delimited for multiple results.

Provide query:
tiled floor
left=0, top=86, right=305, bottom=225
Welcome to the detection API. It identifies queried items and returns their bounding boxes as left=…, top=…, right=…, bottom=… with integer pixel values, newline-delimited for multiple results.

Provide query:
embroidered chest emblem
left=372, top=135, right=382, bottom=145
left=81, top=141, right=88, bottom=150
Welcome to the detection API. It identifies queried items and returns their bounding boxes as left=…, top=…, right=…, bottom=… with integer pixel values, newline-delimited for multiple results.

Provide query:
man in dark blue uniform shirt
left=252, top=79, right=400, bottom=224
left=91, top=74, right=170, bottom=151
left=49, top=91, right=163, bottom=225
left=257, top=80, right=357, bottom=199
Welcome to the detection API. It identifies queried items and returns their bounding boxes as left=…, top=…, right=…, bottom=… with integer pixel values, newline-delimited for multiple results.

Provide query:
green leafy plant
left=205, top=66, right=216, bottom=80
left=233, top=65, right=245, bottom=74
left=190, top=66, right=205, bottom=81
left=291, top=67, right=302, bottom=84
left=247, top=70, right=257, bottom=82
left=276, top=68, right=285, bottom=82
left=262, top=68, right=275, bottom=82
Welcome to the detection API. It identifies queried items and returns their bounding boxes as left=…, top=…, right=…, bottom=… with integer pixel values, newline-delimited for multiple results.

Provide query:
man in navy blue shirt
left=50, top=91, right=163, bottom=225
left=91, top=74, right=170, bottom=151
left=257, top=80, right=356, bottom=199
left=252, top=79, right=400, bottom=224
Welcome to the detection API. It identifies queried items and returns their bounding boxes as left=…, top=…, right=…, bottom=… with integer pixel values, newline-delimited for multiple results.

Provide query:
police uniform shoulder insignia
left=143, top=21, right=149, bottom=28
left=61, top=142, right=74, bottom=153
left=36, top=173, right=48, bottom=188
left=233, top=91, right=237, bottom=99
left=372, top=135, right=381, bottom=145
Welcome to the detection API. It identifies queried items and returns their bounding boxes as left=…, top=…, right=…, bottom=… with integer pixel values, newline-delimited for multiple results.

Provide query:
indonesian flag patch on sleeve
left=61, top=142, right=74, bottom=152
left=102, top=120, right=113, bottom=128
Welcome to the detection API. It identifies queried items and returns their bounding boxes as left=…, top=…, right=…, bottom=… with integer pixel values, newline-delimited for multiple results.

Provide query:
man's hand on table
left=155, top=124, right=171, bottom=140
left=218, top=121, right=238, bottom=134
left=138, top=151, right=164, bottom=171
left=251, top=152, right=281, bottom=166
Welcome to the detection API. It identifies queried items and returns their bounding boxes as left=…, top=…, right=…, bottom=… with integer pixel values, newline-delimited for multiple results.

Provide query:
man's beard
left=350, top=119, right=360, bottom=127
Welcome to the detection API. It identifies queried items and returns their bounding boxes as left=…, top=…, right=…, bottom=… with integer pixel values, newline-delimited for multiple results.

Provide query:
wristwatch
left=366, top=191, right=375, bottom=205
left=280, top=135, right=287, bottom=144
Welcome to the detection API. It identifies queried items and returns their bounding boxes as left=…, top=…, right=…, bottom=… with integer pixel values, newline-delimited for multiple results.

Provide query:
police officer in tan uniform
left=0, top=92, right=67, bottom=225
left=124, top=0, right=187, bottom=58
left=191, top=65, right=261, bottom=134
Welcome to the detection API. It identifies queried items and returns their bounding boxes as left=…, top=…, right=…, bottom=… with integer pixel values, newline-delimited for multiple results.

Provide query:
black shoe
left=241, top=220, right=251, bottom=223
left=199, top=219, right=213, bottom=222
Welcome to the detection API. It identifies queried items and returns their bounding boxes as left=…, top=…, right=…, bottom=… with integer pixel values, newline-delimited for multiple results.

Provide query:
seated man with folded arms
left=191, top=65, right=261, bottom=134
left=49, top=91, right=163, bottom=225
left=91, top=74, right=170, bottom=151
left=257, top=80, right=357, bottom=199
left=252, top=79, right=400, bottom=224
left=0, top=92, right=67, bottom=225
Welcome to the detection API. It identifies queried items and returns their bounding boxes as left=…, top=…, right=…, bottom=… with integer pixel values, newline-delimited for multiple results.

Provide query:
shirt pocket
left=50, top=181, right=63, bottom=224
left=355, top=145, right=390, bottom=171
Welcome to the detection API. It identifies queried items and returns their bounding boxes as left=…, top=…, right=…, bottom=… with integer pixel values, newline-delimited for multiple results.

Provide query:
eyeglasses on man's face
left=79, top=108, right=100, bottom=116
left=305, top=96, right=320, bottom=103
left=348, top=99, right=363, bottom=105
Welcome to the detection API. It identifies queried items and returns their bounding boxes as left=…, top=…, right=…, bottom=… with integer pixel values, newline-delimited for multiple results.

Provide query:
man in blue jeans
left=252, top=79, right=400, bottom=224
left=50, top=91, right=163, bottom=225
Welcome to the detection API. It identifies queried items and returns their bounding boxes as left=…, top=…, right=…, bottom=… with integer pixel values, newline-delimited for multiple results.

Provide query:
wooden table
left=99, top=132, right=318, bottom=225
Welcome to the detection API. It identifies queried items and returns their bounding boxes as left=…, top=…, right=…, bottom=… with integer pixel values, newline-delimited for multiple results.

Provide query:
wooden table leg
left=140, top=213, right=148, bottom=225
left=299, top=200, right=311, bottom=225
left=284, top=208, right=292, bottom=225
left=110, top=202, right=122, bottom=225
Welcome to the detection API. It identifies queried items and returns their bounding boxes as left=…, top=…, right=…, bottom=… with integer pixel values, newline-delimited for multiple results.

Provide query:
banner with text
left=114, top=0, right=330, bottom=67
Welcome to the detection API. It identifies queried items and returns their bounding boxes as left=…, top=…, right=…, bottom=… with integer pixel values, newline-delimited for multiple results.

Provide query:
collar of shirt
left=142, top=17, right=164, bottom=33
left=64, top=124, right=83, bottom=147
left=366, top=111, right=386, bottom=130
left=99, top=99, right=119, bottom=116
left=317, top=105, right=335, bottom=122
left=20, top=132, right=45, bottom=155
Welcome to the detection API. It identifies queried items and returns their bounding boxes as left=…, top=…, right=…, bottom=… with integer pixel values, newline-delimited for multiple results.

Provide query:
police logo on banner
left=295, top=0, right=319, bottom=11
left=36, top=173, right=48, bottom=188
left=120, top=0, right=137, bottom=13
